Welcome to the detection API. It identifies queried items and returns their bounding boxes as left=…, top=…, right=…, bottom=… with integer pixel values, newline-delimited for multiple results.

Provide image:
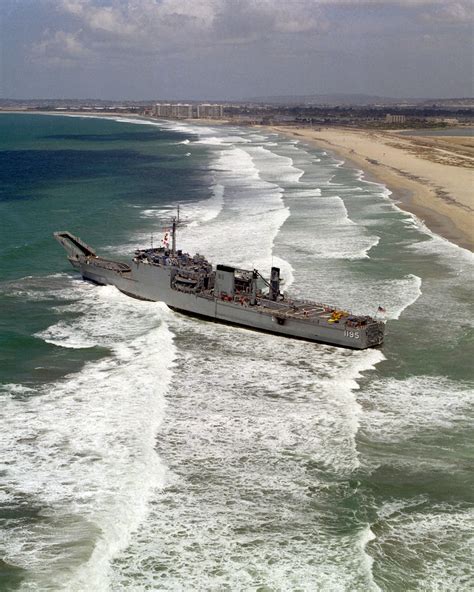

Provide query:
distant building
left=385, top=113, right=406, bottom=124
left=154, top=103, right=170, bottom=117
left=155, top=103, right=192, bottom=118
left=154, top=102, right=224, bottom=119
left=196, top=104, right=224, bottom=118
left=175, top=104, right=193, bottom=118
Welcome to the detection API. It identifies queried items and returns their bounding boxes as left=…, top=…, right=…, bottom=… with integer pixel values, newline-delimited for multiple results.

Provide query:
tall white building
left=385, top=114, right=406, bottom=124
left=155, top=103, right=192, bottom=118
left=197, top=104, right=224, bottom=118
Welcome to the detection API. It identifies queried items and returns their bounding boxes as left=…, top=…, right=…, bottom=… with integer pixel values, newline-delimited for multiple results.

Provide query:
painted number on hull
left=344, top=330, right=360, bottom=339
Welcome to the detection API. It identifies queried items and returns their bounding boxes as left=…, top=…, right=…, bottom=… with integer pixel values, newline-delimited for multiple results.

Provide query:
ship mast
left=171, top=217, right=177, bottom=255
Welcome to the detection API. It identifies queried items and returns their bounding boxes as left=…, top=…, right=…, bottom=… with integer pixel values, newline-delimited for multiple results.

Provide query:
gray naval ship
left=54, top=218, right=385, bottom=349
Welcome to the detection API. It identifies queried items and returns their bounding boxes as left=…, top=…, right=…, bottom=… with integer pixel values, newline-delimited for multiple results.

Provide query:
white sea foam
left=42, top=117, right=472, bottom=591
left=98, top=124, right=389, bottom=588
left=409, top=220, right=474, bottom=261
left=165, top=122, right=217, bottom=136
left=194, top=135, right=250, bottom=145
left=175, top=146, right=292, bottom=278
left=140, top=207, right=171, bottom=219
left=256, top=144, right=384, bottom=262
left=2, top=286, right=175, bottom=591
left=38, top=319, right=98, bottom=348
left=359, top=375, right=474, bottom=443
left=245, top=145, right=305, bottom=185
left=104, top=120, right=292, bottom=274
left=192, top=182, right=225, bottom=223
left=353, top=165, right=474, bottom=258
left=278, top=191, right=381, bottom=261
left=0, top=274, right=89, bottom=302
left=137, top=127, right=299, bottom=284
left=18, top=118, right=455, bottom=591
left=370, top=500, right=474, bottom=591
left=110, top=117, right=164, bottom=127
left=377, top=273, right=422, bottom=320
left=109, top=316, right=384, bottom=590
left=309, top=273, right=422, bottom=320
left=0, top=383, right=36, bottom=396
left=358, top=526, right=382, bottom=592
left=247, top=133, right=267, bottom=141
left=35, top=284, right=173, bottom=349
left=50, top=117, right=300, bottom=278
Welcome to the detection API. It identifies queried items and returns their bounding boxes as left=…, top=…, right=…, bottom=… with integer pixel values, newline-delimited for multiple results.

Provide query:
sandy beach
left=4, top=110, right=472, bottom=250
left=266, top=126, right=474, bottom=251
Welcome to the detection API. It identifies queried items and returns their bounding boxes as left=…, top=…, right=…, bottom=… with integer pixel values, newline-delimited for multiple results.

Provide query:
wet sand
left=4, top=111, right=471, bottom=249
left=265, top=126, right=474, bottom=251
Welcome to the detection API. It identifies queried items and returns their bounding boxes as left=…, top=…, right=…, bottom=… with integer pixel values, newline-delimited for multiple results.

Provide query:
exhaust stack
left=250, top=270, right=258, bottom=305
left=269, top=266, right=280, bottom=301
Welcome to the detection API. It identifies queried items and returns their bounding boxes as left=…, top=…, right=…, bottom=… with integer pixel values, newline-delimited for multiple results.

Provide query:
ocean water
left=0, top=114, right=473, bottom=592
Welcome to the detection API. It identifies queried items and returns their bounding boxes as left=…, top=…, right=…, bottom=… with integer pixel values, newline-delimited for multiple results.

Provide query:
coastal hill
left=244, top=93, right=474, bottom=107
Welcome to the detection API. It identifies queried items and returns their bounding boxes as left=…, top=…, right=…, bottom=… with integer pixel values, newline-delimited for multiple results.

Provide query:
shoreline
left=264, top=125, right=473, bottom=251
left=4, top=111, right=472, bottom=250
left=0, top=110, right=231, bottom=126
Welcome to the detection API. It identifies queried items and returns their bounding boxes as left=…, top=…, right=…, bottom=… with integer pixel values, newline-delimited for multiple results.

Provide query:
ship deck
left=254, top=299, right=356, bottom=325
left=85, top=256, right=131, bottom=273
left=191, top=289, right=372, bottom=327
left=131, top=249, right=376, bottom=328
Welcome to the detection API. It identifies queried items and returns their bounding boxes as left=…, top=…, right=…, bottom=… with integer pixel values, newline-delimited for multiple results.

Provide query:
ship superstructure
left=54, top=217, right=385, bottom=349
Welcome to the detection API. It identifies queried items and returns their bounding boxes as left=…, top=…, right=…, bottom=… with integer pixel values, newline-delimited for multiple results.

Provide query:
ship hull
left=54, top=230, right=383, bottom=349
left=78, top=262, right=382, bottom=349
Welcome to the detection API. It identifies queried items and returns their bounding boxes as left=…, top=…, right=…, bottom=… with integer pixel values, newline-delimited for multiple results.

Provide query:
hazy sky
left=1, top=0, right=473, bottom=100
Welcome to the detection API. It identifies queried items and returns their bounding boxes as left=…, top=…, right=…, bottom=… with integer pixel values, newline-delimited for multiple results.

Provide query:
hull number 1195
left=344, top=330, right=360, bottom=339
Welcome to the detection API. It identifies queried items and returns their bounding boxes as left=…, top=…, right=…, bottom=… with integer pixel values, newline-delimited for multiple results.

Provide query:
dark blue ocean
left=0, top=114, right=472, bottom=591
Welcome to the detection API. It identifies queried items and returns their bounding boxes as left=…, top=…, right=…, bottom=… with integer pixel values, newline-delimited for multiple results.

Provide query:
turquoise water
left=0, top=114, right=473, bottom=591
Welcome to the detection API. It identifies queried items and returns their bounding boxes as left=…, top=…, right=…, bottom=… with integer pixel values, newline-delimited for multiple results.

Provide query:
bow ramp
left=54, top=231, right=97, bottom=259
